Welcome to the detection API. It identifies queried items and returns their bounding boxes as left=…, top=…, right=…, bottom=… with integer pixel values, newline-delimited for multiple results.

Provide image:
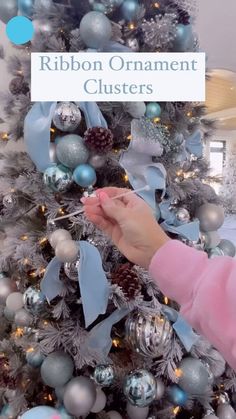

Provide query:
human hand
left=82, top=187, right=169, bottom=269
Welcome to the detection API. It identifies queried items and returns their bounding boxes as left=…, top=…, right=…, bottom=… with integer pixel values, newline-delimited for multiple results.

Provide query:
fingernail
left=98, top=191, right=109, bottom=204
left=80, top=197, right=86, bottom=204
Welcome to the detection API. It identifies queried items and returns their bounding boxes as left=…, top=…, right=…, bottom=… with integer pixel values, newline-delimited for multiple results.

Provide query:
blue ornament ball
left=121, top=0, right=140, bottom=20
left=93, top=2, right=107, bottom=13
left=21, top=406, right=62, bottom=419
left=1, top=404, right=17, bottom=418
left=173, top=24, right=194, bottom=52
left=73, top=164, right=97, bottom=188
left=18, top=0, right=35, bottom=17
left=167, top=384, right=188, bottom=407
left=56, top=134, right=89, bottom=169
left=145, top=102, right=162, bottom=119
left=80, top=11, right=112, bottom=49
left=123, top=369, right=156, bottom=407
left=26, top=349, right=45, bottom=368
left=41, top=351, right=74, bottom=388
left=58, top=406, right=74, bottom=419
left=43, top=165, right=73, bottom=193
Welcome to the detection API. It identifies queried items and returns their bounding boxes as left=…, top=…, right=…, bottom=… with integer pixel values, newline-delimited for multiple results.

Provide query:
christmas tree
left=0, top=0, right=235, bottom=418
left=220, top=149, right=236, bottom=215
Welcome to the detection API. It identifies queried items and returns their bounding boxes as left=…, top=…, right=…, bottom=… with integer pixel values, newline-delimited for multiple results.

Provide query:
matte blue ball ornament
left=26, top=349, right=45, bottom=368
left=21, top=406, right=63, bottom=419
left=121, top=0, right=140, bottom=20
left=43, top=165, right=73, bottom=193
left=79, top=11, right=112, bottom=49
left=167, top=385, right=188, bottom=407
left=41, top=351, right=74, bottom=388
left=73, top=164, right=97, bottom=188
left=18, top=0, right=35, bottom=17
left=93, top=2, right=107, bottom=13
left=123, top=369, right=156, bottom=407
left=173, top=24, right=194, bottom=52
left=145, top=102, right=162, bottom=119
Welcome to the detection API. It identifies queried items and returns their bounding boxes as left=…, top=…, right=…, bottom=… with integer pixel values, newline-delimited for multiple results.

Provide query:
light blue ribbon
left=161, top=220, right=200, bottom=242
left=102, top=41, right=132, bottom=52
left=185, top=129, right=203, bottom=158
left=40, top=241, right=109, bottom=328
left=24, top=101, right=107, bottom=172
left=162, top=306, right=199, bottom=352
left=81, top=307, right=131, bottom=361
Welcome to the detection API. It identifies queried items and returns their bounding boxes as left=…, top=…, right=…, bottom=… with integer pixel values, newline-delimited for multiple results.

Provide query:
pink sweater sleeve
left=149, top=240, right=236, bottom=371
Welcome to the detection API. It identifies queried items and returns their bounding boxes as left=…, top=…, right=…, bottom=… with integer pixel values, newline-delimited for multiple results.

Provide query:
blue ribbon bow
left=24, top=101, right=107, bottom=172
left=162, top=306, right=199, bottom=352
left=41, top=241, right=109, bottom=328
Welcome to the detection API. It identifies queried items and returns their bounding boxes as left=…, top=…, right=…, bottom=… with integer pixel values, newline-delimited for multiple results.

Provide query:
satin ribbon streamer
left=162, top=306, right=199, bottom=352
left=24, top=101, right=107, bottom=172
left=41, top=241, right=109, bottom=328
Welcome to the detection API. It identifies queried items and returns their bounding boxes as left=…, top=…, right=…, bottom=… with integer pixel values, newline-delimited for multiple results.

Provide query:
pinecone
left=84, top=127, right=114, bottom=154
left=111, top=263, right=142, bottom=301
left=9, top=77, right=29, bottom=95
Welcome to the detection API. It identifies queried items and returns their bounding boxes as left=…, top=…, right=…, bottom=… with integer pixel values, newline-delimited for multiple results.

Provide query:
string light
left=23, top=258, right=30, bottom=266
left=127, top=134, right=132, bottom=141
left=12, top=328, right=24, bottom=338
left=112, top=338, right=121, bottom=348
left=58, top=208, right=65, bottom=215
left=39, top=267, right=46, bottom=276
left=20, top=234, right=28, bottom=241
left=39, top=237, right=48, bottom=246
left=39, top=205, right=47, bottom=214
left=124, top=174, right=129, bottom=182
left=187, top=111, right=192, bottom=117
left=173, top=406, right=181, bottom=415
left=175, top=368, right=183, bottom=378
left=153, top=117, right=161, bottom=123
left=164, top=296, right=169, bottom=305
left=50, top=128, right=56, bottom=133
left=128, top=22, right=136, bottom=30
left=26, top=347, right=35, bottom=353
left=153, top=2, right=160, bottom=8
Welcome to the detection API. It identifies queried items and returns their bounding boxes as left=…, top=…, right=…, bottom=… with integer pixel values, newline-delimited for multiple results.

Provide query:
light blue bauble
left=121, top=0, right=140, bottom=20
left=18, top=0, right=35, bottom=17
left=123, top=369, right=156, bottom=407
left=0, top=0, right=18, bottom=24
left=56, top=134, right=89, bottom=169
left=41, top=351, right=74, bottom=388
left=73, top=164, right=97, bottom=188
left=43, top=165, right=73, bottom=193
left=26, top=349, right=45, bottom=368
left=173, top=24, right=194, bottom=52
left=93, top=2, right=107, bottom=13
left=1, top=404, right=17, bottom=418
left=167, top=385, right=188, bottom=407
left=145, top=102, right=162, bottom=119
left=80, top=11, right=112, bottom=49
left=21, top=406, right=62, bottom=419
left=178, top=357, right=209, bottom=395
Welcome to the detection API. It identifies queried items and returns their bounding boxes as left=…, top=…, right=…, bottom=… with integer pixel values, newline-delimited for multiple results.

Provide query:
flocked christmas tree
left=0, top=0, right=236, bottom=418
left=220, top=148, right=236, bottom=215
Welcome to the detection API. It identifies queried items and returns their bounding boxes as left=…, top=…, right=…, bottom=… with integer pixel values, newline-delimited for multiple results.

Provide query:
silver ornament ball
left=201, top=231, right=221, bottom=250
left=4, top=306, right=15, bottom=322
left=196, top=203, right=225, bottom=232
left=56, top=134, right=89, bottom=169
left=80, top=11, right=112, bottom=49
left=41, top=351, right=74, bottom=388
left=155, top=378, right=165, bottom=400
left=217, top=404, right=236, bottom=419
left=14, top=308, right=33, bottom=327
left=107, top=412, right=122, bottom=419
left=124, top=102, right=146, bottom=118
left=43, top=165, right=73, bottom=193
left=23, top=286, right=46, bottom=315
left=90, top=388, right=107, bottom=413
left=124, top=369, right=156, bottom=407
left=88, top=154, right=107, bottom=169
left=125, top=312, right=173, bottom=358
left=126, top=402, right=149, bottom=419
left=176, top=208, right=190, bottom=224
left=63, top=376, right=97, bottom=416
left=178, top=357, right=209, bottom=395
left=0, top=275, right=17, bottom=305
left=55, top=240, right=79, bottom=263
left=93, top=364, right=115, bottom=387
left=218, top=239, right=236, bottom=257
left=26, top=349, right=45, bottom=368
left=3, top=193, right=17, bottom=209
left=126, top=37, right=140, bottom=51
left=53, top=102, right=81, bottom=132
left=64, top=259, right=80, bottom=281
left=49, top=228, right=72, bottom=249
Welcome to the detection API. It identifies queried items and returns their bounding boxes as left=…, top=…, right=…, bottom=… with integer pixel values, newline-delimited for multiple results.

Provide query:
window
left=209, top=141, right=226, bottom=177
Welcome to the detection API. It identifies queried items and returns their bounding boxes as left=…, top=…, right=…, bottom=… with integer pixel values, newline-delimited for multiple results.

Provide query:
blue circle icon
left=6, top=16, right=34, bottom=45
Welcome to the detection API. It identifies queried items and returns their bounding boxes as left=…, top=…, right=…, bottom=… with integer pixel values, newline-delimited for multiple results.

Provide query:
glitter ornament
left=126, top=37, right=140, bottom=51
left=64, top=259, right=80, bottom=281
left=79, top=11, right=112, bottom=49
left=218, top=239, right=236, bottom=257
left=53, top=102, right=81, bottom=132
left=123, top=369, right=156, bottom=407
left=125, top=311, right=173, bottom=358
left=84, top=127, right=114, bottom=154
left=93, top=364, right=115, bottom=386
left=56, top=134, right=89, bottom=169
left=41, top=351, right=74, bottom=388
left=43, top=165, right=73, bottom=193
left=177, top=357, right=209, bottom=395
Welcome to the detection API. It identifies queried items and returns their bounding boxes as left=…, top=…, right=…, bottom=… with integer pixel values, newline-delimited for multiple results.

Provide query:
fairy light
left=153, top=2, right=160, bottom=8
left=164, top=296, right=169, bottom=305
left=128, top=22, right=136, bottom=30
left=39, top=267, right=46, bottom=275
left=127, top=134, right=132, bottom=141
left=153, top=117, right=161, bottom=123
left=50, top=128, right=56, bottom=133
left=10, top=188, right=15, bottom=193
left=26, top=347, right=35, bottom=353
left=23, top=258, right=30, bottom=266
left=173, top=406, right=181, bottom=415
left=187, top=111, right=192, bottom=117
left=175, top=368, right=183, bottom=378
left=39, top=205, right=46, bottom=214
left=20, top=234, right=28, bottom=241
left=1, top=132, right=9, bottom=141
left=58, top=208, right=65, bottom=215
left=124, top=174, right=129, bottom=182
left=112, top=338, right=120, bottom=348
left=39, top=237, right=48, bottom=246
left=29, top=270, right=37, bottom=279
left=176, top=170, right=184, bottom=177
left=13, top=328, right=24, bottom=338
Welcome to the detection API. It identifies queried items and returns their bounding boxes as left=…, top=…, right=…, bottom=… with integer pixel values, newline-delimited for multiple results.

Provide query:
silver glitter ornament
left=126, top=37, right=140, bottom=51
left=123, top=369, right=156, bottom=407
left=14, top=308, right=33, bottom=327
left=64, top=259, right=80, bottom=281
left=53, top=102, right=82, bottom=132
left=88, top=154, right=107, bottom=169
left=56, top=134, right=89, bottom=169
left=49, top=228, right=72, bottom=249
left=175, top=208, right=190, bottom=224
left=41, top=351, right=74, bottom=388
left=177, top=357, right=209, bottom=395
left=93, top=364, right=115, bottom=387
left=43, top=165, right=73, bottom=192
left=63, top=376, right=97, bottom=416
left=218, top=239, right=236, bottom=257
left=3, top=193, right=17, bottom=209
left=0, top=275, right=17, bottom=305
left=201, top=231, right=221, bottom=250
left=79, top=11, right=112, bottom=49
left=217, top=404, right=236, bottom=419
left=23, top=286, right=47, bottom=315
left=196, top=204, right=225, bottom=232
left=125, top=312, right=173, bottom=358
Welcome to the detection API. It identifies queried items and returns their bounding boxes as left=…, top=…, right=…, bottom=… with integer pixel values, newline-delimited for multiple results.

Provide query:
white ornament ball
left=55, top=240, right=79, bottom=263
left=91, top=388, right=107, bottom=413
left=107, top=412, right=123, bottom=419
left=14, top=308, right=33, bottom=327
left=49, top=229, right=72, bottom=249
left=6, top=292, right=24, bottom=312
left=127, top=402, right=149, bottom=419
